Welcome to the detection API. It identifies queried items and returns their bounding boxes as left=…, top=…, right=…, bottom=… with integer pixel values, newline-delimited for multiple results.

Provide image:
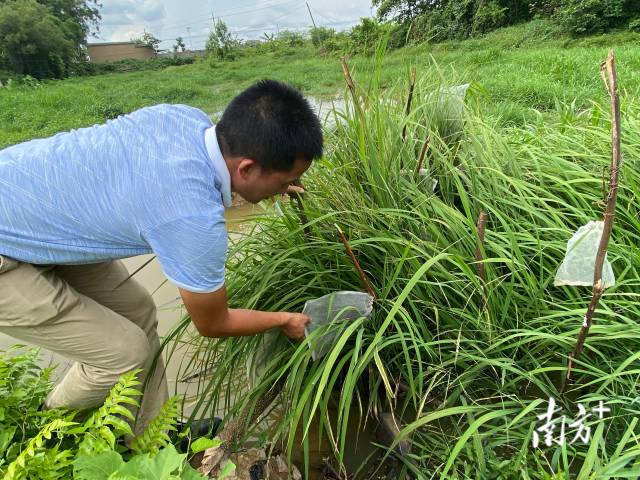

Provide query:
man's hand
left=179, top=285, right=311, bottom=340
left=286, top=184, right=305, bottom=195
left=286, top=181, right=305, bottom=196
left=280, top=312, right=311, bottom=341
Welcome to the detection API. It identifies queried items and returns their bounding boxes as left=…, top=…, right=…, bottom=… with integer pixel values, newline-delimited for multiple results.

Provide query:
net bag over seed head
left=554, top=220, right=615, bottom=288
left=303, top=291, right=374, bottom=361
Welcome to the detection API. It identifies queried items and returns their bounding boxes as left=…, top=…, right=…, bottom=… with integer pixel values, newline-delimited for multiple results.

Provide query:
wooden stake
left=414, top=136, right=430, bottom=181
left=335, top=223, right=376, bottom=300
left=402, top=66, right=417, bottom=142
left=565, top=50, right=622, bottom=383
left=340, top=56, right=358, bottom=110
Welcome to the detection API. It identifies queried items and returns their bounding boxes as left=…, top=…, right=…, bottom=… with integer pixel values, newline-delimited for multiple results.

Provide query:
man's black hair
left=216, top=79, right=323, bottom=172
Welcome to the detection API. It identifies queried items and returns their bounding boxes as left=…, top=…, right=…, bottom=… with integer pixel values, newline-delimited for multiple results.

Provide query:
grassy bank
left=1, top=21, right=640, bottom=149
left=170, top=55, right=640, bottom=476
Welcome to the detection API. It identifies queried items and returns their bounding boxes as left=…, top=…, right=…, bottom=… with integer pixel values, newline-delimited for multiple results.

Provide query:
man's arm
left=179, top=285, right=309, bottom=340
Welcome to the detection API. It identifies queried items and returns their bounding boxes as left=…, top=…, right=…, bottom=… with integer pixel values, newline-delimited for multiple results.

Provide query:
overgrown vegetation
left=167, top=49, right=640, bottom=476
left=373, top=0, right=640, bottom=41
left=0, top=348, right=232, bottom=479
left=3, top=0, right=638, bottom=80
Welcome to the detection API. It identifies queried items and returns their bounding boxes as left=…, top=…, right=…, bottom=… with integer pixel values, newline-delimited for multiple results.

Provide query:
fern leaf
left=130, top=396, right=179, bottom=455
left=79, top=370, right=143, bottom=456
left=3, top=419, right=74, bottom=480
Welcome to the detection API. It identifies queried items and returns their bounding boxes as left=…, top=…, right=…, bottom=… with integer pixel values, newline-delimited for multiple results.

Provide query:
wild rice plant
left=167, top=57, right=640, bottom=478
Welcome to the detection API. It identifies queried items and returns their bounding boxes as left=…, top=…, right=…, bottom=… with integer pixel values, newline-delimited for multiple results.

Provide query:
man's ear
left=237, top=158, right=258, bottom=181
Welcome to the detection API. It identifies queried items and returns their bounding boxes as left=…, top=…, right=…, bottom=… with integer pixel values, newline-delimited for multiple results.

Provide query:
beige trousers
left=0, top=259, right=169, bottom=435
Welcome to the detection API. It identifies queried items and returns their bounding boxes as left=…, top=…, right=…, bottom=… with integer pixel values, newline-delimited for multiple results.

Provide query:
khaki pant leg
left=0, top=262, right=152, bottom=414
left=54, top=260, right=169, bottom=434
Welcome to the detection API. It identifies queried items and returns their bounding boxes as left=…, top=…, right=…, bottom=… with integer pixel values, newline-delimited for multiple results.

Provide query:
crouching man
left=0, top=80, right=322, bottom=434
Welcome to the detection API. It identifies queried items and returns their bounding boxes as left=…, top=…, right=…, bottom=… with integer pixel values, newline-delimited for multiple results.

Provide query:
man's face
left=234, top=158, right=311, bottom=204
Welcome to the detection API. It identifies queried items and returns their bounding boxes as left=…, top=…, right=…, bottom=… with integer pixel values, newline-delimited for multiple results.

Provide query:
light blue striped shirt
left=0, top=104, right=231, bottom=293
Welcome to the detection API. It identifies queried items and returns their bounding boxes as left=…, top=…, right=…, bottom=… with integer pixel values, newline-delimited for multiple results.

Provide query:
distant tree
left=0, top=0, right=75, bottom=78
left=133, top=32, right=161, bottom=53
left=34, top=0, right=101, bottom=47
left=372, top=0, right=435, bottom=23
left=348, top=17, right=393, bottom=54
left=173, top=36, right=186, bottom=53
left=205, top=19, right=239, bottom=60
left=0, top=0, right=100, bottom=78
left=371, top=0, right=537, bottom=40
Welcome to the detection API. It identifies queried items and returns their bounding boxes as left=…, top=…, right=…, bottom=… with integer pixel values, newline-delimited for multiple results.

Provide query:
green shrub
left=276, top=30, right=306, bottom=47
left=0, top=348, right=56, bottom=467
left=206, top=19, right=240, bottom=61
left=88, top=101, right=125, bottom=120
left=68, top=57, right=195, bottom=77
left=310, top=26, right=337, bottom=47
left=320, top=31, right=351, bottom=54
left=170, top=61, right=640, bottom=477
left=554, top=0, right=631, bottom=35
left=472, top=0, right=508, bottom=34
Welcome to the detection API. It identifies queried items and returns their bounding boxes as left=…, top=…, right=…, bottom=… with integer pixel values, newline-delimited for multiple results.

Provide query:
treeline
left=2, top=0, right=638, bottom=81
left=374, top=0, right=639, bottom=41
left=0, top=0, right=174, bottom=81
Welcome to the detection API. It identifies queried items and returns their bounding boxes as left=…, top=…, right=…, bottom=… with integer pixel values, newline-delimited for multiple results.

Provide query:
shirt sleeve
left=143, top=213, right=227, bottom=293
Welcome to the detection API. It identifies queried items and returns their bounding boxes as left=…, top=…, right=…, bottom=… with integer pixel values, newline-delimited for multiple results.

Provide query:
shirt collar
left=204, top=125, right=232, bottom=208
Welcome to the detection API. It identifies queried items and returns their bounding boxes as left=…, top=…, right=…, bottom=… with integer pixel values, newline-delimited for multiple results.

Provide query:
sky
left=91, top=0, right=375, bottom=51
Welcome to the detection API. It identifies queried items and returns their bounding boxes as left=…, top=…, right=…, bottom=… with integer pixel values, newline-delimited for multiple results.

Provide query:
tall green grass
left=171, top=57, right=640, bottom=477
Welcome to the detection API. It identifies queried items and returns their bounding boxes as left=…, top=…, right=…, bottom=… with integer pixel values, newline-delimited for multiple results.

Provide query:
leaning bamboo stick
left=402, top=66, right=417, bottom=143
left=340, top=56, right=359, bottom=113
left=565, top=50, right=622, bottom=382
left=335, top=224, right=376, bottom=300
left=414, top=137, right=430, bottom=181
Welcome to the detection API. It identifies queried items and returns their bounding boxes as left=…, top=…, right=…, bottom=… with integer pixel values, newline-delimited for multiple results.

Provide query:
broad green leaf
left=0, top=425, right=16, bottom=456
left=73, top=451, right=124, bottom=480
left=180, top=465, right=207, bottom=480
left=190, top=437, right=222, bottom=454
left=118, top=444, right=185, bottom=479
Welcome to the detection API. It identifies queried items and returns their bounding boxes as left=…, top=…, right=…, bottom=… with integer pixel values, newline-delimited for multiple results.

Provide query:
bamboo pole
left=565, top=50, right=622, bottom=383
left=414, top=137, right=430, bottom=181
left=335, top=224, right=376, bottom=300
left=402, top=66, right=417, bottom=142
